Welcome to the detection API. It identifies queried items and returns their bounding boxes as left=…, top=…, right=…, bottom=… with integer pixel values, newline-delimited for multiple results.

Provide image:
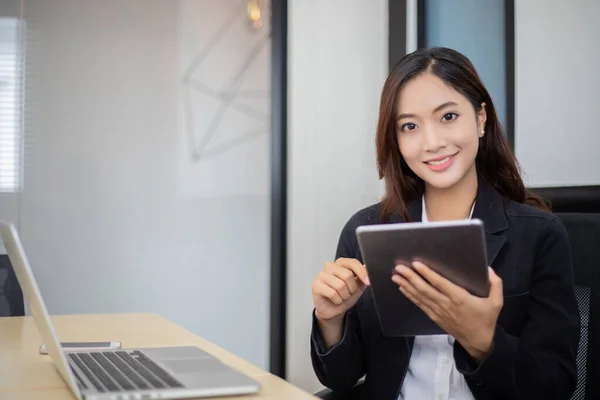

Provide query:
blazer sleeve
left=310, top=216, right=366, bottom=392
left=454, top=217, right=580, bottom=399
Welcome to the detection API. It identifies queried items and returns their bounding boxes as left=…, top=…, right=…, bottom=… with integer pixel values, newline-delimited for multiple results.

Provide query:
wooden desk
left=0, top=313, right=315, bottom=400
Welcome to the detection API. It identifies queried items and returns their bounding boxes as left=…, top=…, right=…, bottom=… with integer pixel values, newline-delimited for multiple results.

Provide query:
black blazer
left=311, top=179, right=580, bottom=400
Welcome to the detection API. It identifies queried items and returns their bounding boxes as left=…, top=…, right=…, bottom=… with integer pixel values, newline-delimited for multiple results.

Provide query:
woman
left=310, top=47, right=580, bottom=400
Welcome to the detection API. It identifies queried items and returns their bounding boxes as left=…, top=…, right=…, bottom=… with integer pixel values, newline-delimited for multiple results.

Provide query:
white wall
left=287, top=0, right=388, bottom=392
left=515, top=0, right=600, bottom=187
left=8, top=0, right=270, bottom=369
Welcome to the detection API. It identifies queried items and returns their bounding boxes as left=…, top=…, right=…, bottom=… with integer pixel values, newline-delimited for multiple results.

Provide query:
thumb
left=359, top=265, right=370, bottom=287
left=488, top=267, right=503, bottom=299
left=356, top=277, right=369, bottom=292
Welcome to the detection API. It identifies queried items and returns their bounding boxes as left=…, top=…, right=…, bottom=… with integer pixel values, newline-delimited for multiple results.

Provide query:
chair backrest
left=0, top=254, right=24, bottom=317
left=556, top=213, right=600, bottom=400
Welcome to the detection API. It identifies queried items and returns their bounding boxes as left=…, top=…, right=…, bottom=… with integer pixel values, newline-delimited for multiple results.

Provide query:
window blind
left=0, top=18, right=24, bottom=193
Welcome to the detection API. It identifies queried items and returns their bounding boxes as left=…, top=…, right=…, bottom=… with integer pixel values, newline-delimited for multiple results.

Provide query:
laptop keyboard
left=68, top=350, right=184, bottom=392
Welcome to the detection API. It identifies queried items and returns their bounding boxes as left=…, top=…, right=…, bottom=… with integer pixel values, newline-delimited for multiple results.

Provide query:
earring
left=479, top=130, right=485, bottom=137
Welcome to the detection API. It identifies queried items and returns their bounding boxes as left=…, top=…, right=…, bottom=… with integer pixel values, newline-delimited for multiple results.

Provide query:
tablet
left=356, top=219, right=489, bottom=336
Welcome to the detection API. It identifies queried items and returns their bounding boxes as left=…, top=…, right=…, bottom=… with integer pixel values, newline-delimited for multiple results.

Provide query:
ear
left=477, top=102, right=487, bottom=135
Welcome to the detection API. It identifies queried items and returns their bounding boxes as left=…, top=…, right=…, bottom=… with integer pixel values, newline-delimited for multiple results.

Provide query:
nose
left=422, top=124, right=445, bottom=153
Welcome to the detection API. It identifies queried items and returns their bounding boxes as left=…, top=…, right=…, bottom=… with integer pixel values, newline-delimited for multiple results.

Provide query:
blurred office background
left=0, top=0, right=598, bottom=395
left=0, top=0, right=272, bottom=371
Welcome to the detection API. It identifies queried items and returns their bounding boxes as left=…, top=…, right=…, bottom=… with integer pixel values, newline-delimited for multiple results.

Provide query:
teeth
left=427, top=156, right=451, bottom=166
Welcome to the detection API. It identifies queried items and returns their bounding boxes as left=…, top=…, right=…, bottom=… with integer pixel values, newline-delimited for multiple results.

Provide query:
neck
left=424, top=165, right=478, bottom=221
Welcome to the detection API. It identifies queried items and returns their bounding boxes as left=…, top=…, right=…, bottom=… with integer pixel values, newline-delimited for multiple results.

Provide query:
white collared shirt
left=398, top=197, right=476, bottom=400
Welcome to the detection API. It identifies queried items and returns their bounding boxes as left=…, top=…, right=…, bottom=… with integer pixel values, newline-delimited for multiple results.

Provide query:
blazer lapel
left=471, top=179, right=509, bottom=267
left=407, top=198, right=423, bottom=223
left=485, top=235, right=507, bottom=267
left=384, top=198, right=422, bottom=224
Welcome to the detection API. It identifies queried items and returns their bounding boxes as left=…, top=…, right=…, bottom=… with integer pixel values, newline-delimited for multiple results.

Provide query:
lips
left=424, top=152, right=458, bottom=172
left=426, top=155, right=452, bottom=166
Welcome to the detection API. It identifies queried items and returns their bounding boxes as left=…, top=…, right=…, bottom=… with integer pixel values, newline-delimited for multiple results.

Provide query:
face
left=395, top=73, right=487, bottom=191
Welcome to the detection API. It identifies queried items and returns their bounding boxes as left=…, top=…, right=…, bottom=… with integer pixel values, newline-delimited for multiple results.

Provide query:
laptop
left=0, top=220, right=261, bottom=400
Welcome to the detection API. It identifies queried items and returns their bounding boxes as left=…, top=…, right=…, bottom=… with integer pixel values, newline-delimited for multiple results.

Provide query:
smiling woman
left=376, top=47, right=547, bottom=223
left=397, top=76, right=484, bottom=189
left=310, top=47, right=580, bottom=400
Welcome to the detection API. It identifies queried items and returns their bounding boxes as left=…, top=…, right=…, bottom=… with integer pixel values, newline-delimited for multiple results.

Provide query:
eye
left=441, top=112, right=458, bottom=122
left=401, top=122, right=417, bottom=132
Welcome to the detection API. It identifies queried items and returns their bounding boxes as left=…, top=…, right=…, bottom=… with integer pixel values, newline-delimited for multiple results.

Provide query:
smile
left=424, top=152, right=458, bottom=172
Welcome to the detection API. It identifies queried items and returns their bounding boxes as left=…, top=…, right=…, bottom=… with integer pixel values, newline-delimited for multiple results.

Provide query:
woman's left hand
left=392, top=262, right=504, bottom=361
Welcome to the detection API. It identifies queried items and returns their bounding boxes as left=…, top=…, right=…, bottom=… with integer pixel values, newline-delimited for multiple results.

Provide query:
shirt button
left=441, top=357, right=449, bottom=364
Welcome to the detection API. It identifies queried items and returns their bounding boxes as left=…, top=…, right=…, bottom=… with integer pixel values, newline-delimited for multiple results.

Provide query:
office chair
left=315, top=213, right=600, bottom=400
left=556, top=213, right=600, bottom=400
left=0, top=254, right=24, bottom=317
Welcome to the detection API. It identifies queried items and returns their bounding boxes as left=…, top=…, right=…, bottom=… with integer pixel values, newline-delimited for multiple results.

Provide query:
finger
left=488, top=267, right=504, bottom=306
left=395, top=264, right=448, bottom=305
left=391, top=273, right=407, bottom=288
left=394, top=273, right=438, bottom=310
left=411, top=261, right=469, bottom=300
left=325, top=262, right=367, bottom=294
left=391, top=273, right=404, bottom=287
left=336, top=258, right=370, bottom=286
left=319, top=271, right=351, bottom=301
left=354, top=278, right=368, bottom=292
left=313, top=280, right=344, bottom=305
left=328, top=265, right=359, bottom=294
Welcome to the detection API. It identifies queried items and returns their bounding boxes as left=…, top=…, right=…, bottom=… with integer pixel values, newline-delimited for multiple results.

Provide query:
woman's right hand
left=312, top=258, right=370, bottom=323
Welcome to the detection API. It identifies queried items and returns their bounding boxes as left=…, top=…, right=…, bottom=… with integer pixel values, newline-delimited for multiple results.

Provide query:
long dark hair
left=376, top=47, right=548, bottom=220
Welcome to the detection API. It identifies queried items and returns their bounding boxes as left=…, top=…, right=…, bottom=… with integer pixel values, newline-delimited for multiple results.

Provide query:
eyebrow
left=397, top=101, right=459, bottom=120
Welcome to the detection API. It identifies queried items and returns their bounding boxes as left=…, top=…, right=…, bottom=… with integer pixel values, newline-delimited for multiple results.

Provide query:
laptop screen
left=0, top=221, right=82, bottom=398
